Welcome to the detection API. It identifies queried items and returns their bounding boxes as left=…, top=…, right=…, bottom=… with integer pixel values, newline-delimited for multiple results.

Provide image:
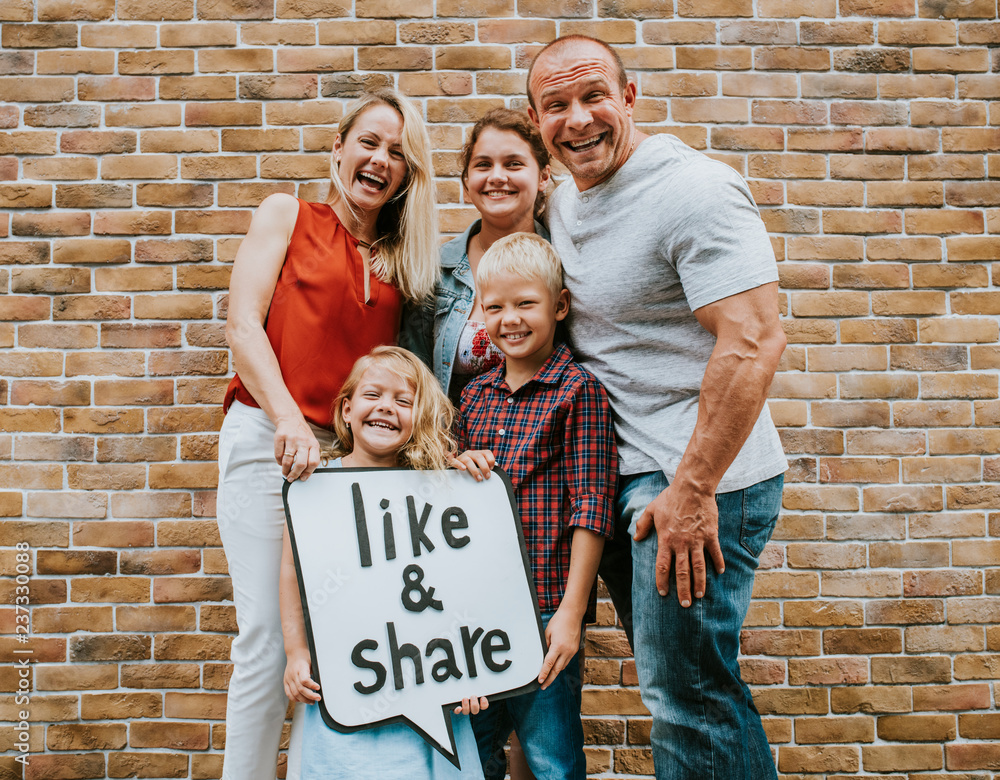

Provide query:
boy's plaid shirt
left=456, top=343, right=618, bottom=613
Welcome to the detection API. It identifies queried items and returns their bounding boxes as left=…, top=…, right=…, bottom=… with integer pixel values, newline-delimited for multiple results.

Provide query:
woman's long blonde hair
left=326, top=88, right=438, bottom=303
left=327, top=346, right=455, bottom=471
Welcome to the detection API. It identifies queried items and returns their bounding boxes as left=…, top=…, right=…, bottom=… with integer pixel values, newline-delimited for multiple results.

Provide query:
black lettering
left=352, top=482, right=372, bottom=568
left=460, top=625, right=484, bottom=679
left=380, top=498, right=396, bottom=561
left=351, top=639, right=386, bottom=694
left=425, top=638, right=463, bottom=683
left=387, top=621, right=424, bottom=690
left=441, top=507, right=470, bottom=549
left=481, top=629, right=511, bottom=673
left=406, top=495, right=435, bottom=557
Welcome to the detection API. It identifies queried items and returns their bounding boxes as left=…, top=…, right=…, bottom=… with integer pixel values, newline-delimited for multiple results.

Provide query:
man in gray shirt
left=527, top=35, right=788, bottom=780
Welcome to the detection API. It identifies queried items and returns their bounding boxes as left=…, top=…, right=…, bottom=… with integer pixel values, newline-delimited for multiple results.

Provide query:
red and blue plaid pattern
left=457, top=343, right=619, bottom=613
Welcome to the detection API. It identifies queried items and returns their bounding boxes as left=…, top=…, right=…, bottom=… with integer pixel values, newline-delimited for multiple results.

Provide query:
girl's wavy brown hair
left=326, top=346, right=455, bottom=471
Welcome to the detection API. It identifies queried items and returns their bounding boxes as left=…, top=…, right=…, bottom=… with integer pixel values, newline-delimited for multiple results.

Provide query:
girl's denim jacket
left=399, top=218, right=549, bottom=396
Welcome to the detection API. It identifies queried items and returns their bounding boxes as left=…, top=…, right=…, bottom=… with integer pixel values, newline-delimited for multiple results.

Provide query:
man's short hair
left=476, top=232, right=565, bottom=300
left=527, top=35, right=629, bottom=110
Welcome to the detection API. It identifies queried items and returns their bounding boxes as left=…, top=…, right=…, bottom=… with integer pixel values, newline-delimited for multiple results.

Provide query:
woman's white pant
left=217, top=401, right=332, bottom=780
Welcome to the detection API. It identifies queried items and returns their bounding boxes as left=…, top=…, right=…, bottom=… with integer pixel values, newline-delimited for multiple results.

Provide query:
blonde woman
left=218, top=88, right=438, bottom=780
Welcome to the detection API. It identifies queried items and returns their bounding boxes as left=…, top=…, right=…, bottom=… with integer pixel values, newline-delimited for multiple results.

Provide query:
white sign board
left=283, top=467, right=546, bottom=767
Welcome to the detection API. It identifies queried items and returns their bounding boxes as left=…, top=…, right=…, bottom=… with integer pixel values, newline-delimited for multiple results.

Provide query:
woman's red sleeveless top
left=224, top=200, right=403, bottom=428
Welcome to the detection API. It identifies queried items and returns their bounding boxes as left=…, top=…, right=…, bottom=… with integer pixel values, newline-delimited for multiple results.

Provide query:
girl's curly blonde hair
left=326, top=346, right=455, bottom=471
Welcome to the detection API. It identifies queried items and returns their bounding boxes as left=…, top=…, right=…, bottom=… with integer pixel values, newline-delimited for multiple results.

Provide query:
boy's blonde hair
left=325, top=88, right=438, bottom=303
left=327, top=346, right=455, bottom=471
left=475, top=232, right=564, bottom=300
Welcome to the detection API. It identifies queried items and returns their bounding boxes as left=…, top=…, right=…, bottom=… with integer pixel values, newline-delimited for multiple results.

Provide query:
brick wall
left=1, top=0, right=998, bottom=777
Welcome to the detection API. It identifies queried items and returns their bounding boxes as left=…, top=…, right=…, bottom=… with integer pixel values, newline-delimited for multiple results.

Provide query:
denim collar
left=441, top=218, right=552, bottom=273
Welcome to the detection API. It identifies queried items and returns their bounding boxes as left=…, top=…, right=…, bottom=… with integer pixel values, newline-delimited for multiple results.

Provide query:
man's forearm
left=674, top=283, right=786, bottom=495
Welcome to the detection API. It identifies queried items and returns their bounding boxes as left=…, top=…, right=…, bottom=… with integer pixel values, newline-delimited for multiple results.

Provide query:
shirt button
left=576, top=220, right=582, bottom=226
left=506, top=397, right=513, bottom=404
left=582, top=196, right=589, bottom=203
left=498, top=428, right=505, bottom=436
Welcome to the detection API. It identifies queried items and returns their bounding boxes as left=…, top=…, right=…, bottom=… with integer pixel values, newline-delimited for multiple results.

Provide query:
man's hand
left=633, top=480, right=725, bottom=607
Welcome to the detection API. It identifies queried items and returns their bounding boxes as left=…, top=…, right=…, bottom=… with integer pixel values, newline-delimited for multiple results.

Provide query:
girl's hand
left=274, top=416, right=322, bottom=482
left=454, top=697, right=489, bottom=716
left=538, top=607, right=581, bottom=690
left=284, top=654, right=322, bottom=703
left=450, top=450, right=496, bottom=482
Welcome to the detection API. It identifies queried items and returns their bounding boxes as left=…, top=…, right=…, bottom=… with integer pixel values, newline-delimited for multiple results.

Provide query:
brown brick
left=152, top=578, right=231, bottom=604
left=930, top=428, right=1000, bottom=454
left=29, top=491, right=107, bottom=519
left=185, top=102, right=262, bottom=127
left=71, top=634, right=151, bottom=662
left=71, top=577, right=150, bottom=604
left=93, top=210, right=172, bottom=236
left=199, top=606, right=235, bottom=633
left=5, top=753, right=106, bottom=778
left=65, top=352, right=145, bottom=377
left=913, top=683, right=990, bottom=711
left=68, top=465, right=146, bottom=491
left=47, top=724, right=127, bottom=751
left=117, top=0, right=193, bottom=18
left=795, top=714, right=873, bottom=743
left=751, top=687, right=829, bottom=719
left=130, top=721, right=210, bottom=750
left=31, top=605, right=112, bottom=633
left=56, top=183, right=132, bottom=209
left=94, top=380, right=173, bottom=406
left=778, top=745, right=860, bottom=774
left=110, top=494, right=190, bottom=523
left=120, top=551, right=200, bottom=577
left=357, top=45, right=431, bottom=71
left=829, top=688, right=912, bottom=719
left=93, top=268, right=171, bottom=295
left=787, top=655, right=867, bottom=688
left=155, top=634, right=232, bottom=661
left=958, top=712, right=1000, bottom=739
left=107, top=752, right=189, bottom=779
left=164, top=692, right=228, bottom=720
left=33, top=664, right=116, bottom=693
left=157, top=520, right=222, bottom=548
left=101, top=154, right=177, bottom=180
left=22, top=157, right=98, bottom=179
left=121, top=663, right=200, bottom=689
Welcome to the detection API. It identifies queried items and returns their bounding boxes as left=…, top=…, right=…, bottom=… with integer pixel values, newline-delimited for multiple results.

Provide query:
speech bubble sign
left=283, top=467, right=546, bottom=768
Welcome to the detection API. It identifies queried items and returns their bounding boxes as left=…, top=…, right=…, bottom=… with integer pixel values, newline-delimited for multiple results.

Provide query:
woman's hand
left=274, top=416, right=322, bottom=482
left=453, top=697, right=489, bottom=716
left=284, top=653, right=321, bottom=703
left=450, top=450, right=496, bottom=482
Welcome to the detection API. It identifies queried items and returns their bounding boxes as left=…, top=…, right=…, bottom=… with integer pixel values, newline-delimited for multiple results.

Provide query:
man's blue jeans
left=621, top=471, right=783, bottom=780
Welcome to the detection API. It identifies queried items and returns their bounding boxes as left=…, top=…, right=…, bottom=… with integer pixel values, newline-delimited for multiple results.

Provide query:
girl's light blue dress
left=299, top=702, right=484, bottom=779
left=296, top=459, right=485, bottom=779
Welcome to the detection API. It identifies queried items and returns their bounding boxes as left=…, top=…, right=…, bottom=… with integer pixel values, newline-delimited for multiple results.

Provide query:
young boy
left=454, top=232, right=618, bottom=780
